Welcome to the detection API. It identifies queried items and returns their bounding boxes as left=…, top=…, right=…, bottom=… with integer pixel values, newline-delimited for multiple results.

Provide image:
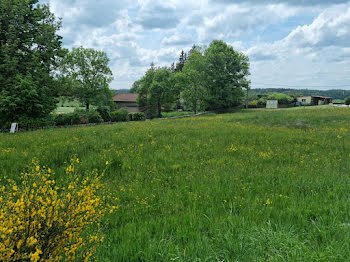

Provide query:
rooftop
left=113, top=93, right=138, bottom=102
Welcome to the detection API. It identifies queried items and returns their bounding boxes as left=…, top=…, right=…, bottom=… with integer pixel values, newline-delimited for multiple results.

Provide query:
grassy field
left=1, top=106, right=350, bottom=261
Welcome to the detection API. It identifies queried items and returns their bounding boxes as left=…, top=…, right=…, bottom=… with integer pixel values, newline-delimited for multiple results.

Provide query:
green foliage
left=128, top=112, right=146, bottom=121
left=267, top=93, right=295, bottom=105
left=110, top=109, right=129, bottom=122
left=97, top=106, right=111, bottom=122
left=0, top=0, right=64, bottom=128
left=86, top=110, right=103, bottom=124
left=14, top=115, right=56, bottom=131
left=178, top=50, right=207, bottom=114
left=55, top=112, right=82, bottom=126
left=60, top=47, right=113, bottom=110
left=258, top=97, right=267, bottom=106
left=134, top=40, right=250, bottom=118
left=137, top=66, right=175, bottom=118
left=0, top=75, right=58, bottom=129
left=204, top=40, right=249, bottom=110
left=248, top=100, right=258, bottom=108
left=253, top=88, right=350, bottom=100
left=130, top=80, right=142, bottom=94
left=345, top=97, right=350, bottom=105
left=54, top=110, right=103, bottom=125
left=257, top=93, right=295, bottom=106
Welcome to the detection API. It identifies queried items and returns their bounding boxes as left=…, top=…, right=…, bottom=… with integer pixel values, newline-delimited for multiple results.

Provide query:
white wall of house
left=297, top=96, right=312, bottom=105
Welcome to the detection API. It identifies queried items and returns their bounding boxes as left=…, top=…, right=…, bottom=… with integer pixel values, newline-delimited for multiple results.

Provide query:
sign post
left=10, top=123, right=18, bottom=134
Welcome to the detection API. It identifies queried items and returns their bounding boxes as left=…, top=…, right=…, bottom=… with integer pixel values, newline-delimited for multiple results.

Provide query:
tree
left=136, top=66, right=175, bottom=118
left=130, top=79, right=142, bottom=94
left=345, top=97, right=350, bottom=105
left=204, top=40, right=250, bottom=110
left=175, top=50, right=186, bottom=72
left=149, top=68, right=174, bottom=117
left=61, top=47, right=113, bottom=111
left=188, top=44, right=197, bottom=56
left=177, top=50, right=207, bottom=113
left=0, top=0, right=64, bottom=127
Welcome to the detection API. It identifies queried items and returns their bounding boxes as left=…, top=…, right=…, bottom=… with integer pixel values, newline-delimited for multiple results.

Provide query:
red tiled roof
left=113, top=93, right=138, bottom=102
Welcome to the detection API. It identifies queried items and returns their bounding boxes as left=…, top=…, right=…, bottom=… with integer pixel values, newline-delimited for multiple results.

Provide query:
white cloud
left=245, top=4, right=350, bottom=89
left=40, top=0, right=350, bottom=89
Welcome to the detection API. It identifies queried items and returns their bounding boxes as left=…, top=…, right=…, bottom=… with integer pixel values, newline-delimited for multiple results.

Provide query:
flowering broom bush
left=0, top=159, right=115, bottom=261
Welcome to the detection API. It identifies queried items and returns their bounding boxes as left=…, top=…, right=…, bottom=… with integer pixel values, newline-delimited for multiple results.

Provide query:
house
left=297, top=96, right=332, bottom=106
left=112, top=93, right=140, bottom=112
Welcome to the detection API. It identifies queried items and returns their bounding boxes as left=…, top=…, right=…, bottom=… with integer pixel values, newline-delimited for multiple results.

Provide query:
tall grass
left=1, top=106, right=350, bottom=261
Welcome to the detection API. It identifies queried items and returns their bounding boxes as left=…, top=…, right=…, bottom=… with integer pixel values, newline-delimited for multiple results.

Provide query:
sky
left=40, top=0, right=350, bottom=90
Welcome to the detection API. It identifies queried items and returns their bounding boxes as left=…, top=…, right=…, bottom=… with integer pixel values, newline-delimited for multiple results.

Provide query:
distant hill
left=252, top=88, right=350, bottom=100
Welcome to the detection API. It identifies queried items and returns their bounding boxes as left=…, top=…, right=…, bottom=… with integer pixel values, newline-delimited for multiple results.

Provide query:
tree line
left=131, top=42, right=250, bottom=118
left=0, top=0, right=250, bottom=129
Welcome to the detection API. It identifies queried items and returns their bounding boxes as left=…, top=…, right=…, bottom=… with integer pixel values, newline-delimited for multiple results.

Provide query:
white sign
left=10, top=123, right=18, bottom=133
left=266, top=100, right=278, bottom=109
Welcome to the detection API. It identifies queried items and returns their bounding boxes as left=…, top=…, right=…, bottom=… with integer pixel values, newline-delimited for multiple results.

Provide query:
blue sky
left=41, top=0, right=350, bottom=90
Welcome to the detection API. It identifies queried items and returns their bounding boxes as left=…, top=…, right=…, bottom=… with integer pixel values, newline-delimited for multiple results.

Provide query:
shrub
left=257, top=97, right=267, bottom=107
left=86, top=110, right=103, bottom=124
left=345, top=97, right=350, bottom=105
left=267, top=93, right=294, bottom=105
left=0, top=159, right=117, bottom=261
left=54, top=113, right=81, bottom=126
left=97, top=106, right=111, bottom=122
left=248, top=100, right=258, bottom=108
left=128, top=112, right=146, bottom=121
left=55, top=110, right=103, bottom=126
left=111, top=108, right=129, bottom=122
left=17, top=115, right=56, bottom=130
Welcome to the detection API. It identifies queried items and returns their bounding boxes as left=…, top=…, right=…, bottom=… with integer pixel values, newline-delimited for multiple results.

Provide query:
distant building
left=297, top=96, right=332, bottom=106
left=266, top=100, right=278, bottom=109
left=112, top=94, right=140, bottom=112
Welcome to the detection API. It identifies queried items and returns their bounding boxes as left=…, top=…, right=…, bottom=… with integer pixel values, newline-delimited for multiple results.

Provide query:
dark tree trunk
left=86, top=103, right=90, bottom=111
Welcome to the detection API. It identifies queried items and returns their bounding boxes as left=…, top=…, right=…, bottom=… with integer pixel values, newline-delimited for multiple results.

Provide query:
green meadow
left=1, top=106, right=350, bottom=261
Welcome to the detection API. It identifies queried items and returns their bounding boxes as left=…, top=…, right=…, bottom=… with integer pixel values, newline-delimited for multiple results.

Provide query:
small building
left=112, top=94, right=140, bottom=112
left=266, top=100, right=278, bottom=109
left=297, top=96, right=332, bottom=106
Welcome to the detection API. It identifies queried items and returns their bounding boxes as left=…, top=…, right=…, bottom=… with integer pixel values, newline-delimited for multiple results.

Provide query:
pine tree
left=188, top=44, right=197, bottom=56
left=170, top=62, right=175, bottom=73
left=175, top=50, right=186, bottom=72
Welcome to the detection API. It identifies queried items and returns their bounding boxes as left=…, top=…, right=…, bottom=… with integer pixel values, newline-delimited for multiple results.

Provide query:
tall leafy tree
left=61, top=47, right=113, bottom=110
left=136, top=64, right=156, bottom=112
left=204, top=40, right=250, bottom=110
left=149, top=67, right=173, bottom=117
left=0, top=0, right=64, bottom=127
left=177, top=50, right=207, bottom=113
left=137, top=66, right=175, bottom=118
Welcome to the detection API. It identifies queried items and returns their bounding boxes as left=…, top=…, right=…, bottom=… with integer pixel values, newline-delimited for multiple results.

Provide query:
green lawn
left=55, top=106, right=76, bottom=114
left=1, top=106, right=350, bottom=261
